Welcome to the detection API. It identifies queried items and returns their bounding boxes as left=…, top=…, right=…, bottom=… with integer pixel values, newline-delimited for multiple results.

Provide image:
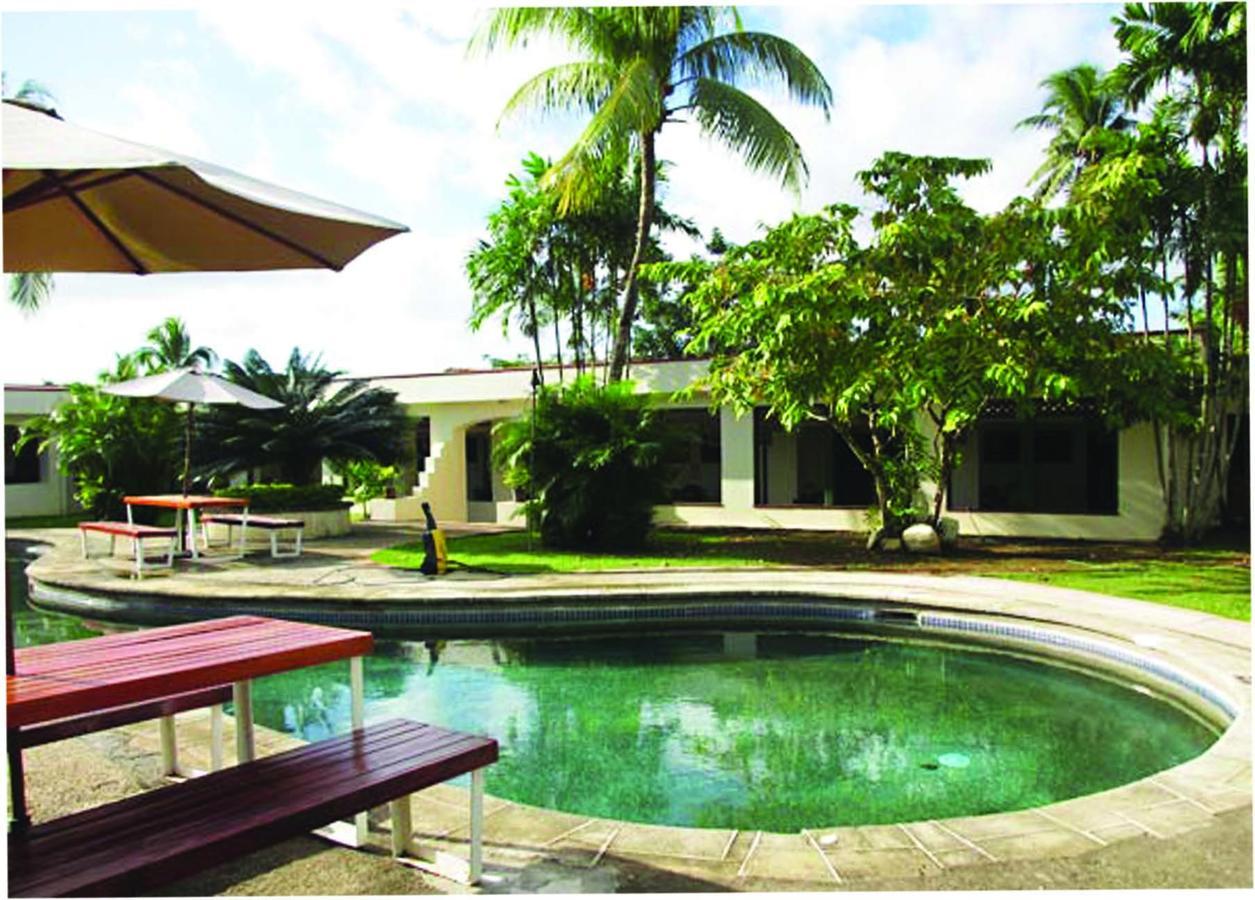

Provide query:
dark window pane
left=970, top=416, right=1117, bottom=515
left=5, top=425, right=42, bottom=485
left=658, top=409, right=721, bottom=503
left=1033, top=428, right=1073, bottom=464
left=831, top=430, right=876, bottom=506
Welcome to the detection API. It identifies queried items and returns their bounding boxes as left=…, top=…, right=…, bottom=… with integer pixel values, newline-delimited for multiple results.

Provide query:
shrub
left=329, top=459, right=398, bottom=518
left=214, top=483, right=350, bottom=512
left=194, top=348, right=407, bottom=486
left=18, top=360, right=181, bottom=519
left=493, top=376, right=672, bottom=550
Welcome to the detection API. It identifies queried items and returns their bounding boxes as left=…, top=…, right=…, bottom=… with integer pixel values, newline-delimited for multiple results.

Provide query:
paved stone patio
left=9, top=523, right=1252, bottom=891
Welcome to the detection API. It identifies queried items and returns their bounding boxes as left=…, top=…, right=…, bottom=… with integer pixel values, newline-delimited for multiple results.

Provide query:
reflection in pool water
left=9, top=553, right=1218, bottom=832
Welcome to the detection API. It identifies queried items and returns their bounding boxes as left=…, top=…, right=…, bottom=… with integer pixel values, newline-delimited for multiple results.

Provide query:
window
left=657, top=409, right=721, bottom=503
left=464, top=425, right=494, bottom=502
left=753, top=409, right=876, bottom=507
left=415, top=418, right=431, bottom=473
left=5, top=424, right=42, bottom=485
left=949, top=413, right=1117, bottom=515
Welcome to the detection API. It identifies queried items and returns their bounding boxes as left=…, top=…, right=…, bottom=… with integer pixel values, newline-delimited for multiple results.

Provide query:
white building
left=363, top=359, right=1178, bottom=542
left=5, top=385, right=77, bottom=519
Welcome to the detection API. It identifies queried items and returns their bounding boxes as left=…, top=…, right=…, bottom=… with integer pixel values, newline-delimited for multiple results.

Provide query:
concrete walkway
left=9, top=524, right=1253, bottom=893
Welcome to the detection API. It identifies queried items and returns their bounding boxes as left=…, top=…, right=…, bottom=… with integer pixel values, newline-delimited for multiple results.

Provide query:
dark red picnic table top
left=7, top=615, right=373, bottom=729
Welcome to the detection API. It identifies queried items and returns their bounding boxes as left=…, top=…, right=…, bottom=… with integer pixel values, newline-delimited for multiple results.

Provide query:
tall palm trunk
left=608, top=131, right=657, bottom=382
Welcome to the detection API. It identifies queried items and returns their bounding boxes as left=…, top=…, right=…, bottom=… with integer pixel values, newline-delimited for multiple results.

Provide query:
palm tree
left=134, top=316, right=218, bottom=374
left=1018, top=64, right=1130, bottom=201
left=1112, top=2, right=1245, bottom=153
left=194, top=348, right=406, bottom=486
left=4, top=77, right=57, bottom=312
left=471, top=7, right=832, bottom=381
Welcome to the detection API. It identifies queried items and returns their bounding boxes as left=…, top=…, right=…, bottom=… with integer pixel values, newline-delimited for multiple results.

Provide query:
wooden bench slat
left=10, top=719, right=498, bottom=897
left=13, top=686, right=232, bottom=750
left=19, top=721, right=457, bottom=847
left=78, top=522, right=177, bottom=537
left=202, top=514, right=303, bottom=528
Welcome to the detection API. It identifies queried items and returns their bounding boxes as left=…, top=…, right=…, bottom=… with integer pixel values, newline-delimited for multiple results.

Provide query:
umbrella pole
left=182, top=405, right=194, bottom=496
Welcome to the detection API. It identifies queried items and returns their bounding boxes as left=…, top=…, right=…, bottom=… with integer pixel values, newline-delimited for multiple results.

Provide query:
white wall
left=5, top=386, right=77, bottom=519
left=368, top=364, right=1169, bottom=541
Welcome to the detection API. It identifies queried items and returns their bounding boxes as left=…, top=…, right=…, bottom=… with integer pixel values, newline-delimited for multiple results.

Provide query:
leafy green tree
left=472, top=6, right=832, bottom=381
left=193, top=348, right=407, bottom=486
left=649, top=152, right=1134, bottom=541
left=493, top=375, right=671, bottom=549
left=1047, top=2, right=1248, bottom=542
left=18, top=354, right=180, bottom=518
left=467, top=154, right=554, bottom=381
left=134, top=316, right=218, bottom=373
left=1017, top=63, right=1131, bottom=200
left=4, top=77, right=57, bottom=313
left=469, top=150, right=696, bottom=381
left=330, top=458, right=398, bottom=518
left=633, top=227, right=733, bottom=360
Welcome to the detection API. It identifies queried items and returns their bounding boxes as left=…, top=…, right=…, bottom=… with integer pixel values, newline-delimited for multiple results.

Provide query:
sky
left=0, top=1, right=1123, bottom=386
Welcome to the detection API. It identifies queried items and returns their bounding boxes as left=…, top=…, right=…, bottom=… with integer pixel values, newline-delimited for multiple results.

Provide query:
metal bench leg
left=351, top=655, right=369, bottom=845
left=186, top=509, right=199, bottom=560
left=389, top=796, right=414, bottom=857
left=159, top=715, right=178, bottom=776
left=386, top=773, right=486, bottom=885
left=133, top=536, right=145, bottom=578
left=233, top=680, right=255, bottom=763
left=470, top=768, right=485, bottom=884
left=210, top=704, right=224, bottom=771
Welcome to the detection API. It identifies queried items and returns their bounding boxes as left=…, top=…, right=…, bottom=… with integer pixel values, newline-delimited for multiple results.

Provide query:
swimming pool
left=11, top=552, right=1219, bottom=833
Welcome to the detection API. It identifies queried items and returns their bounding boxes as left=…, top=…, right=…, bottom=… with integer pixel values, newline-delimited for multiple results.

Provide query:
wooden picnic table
left=7, top=615, right=373, bottom=832
left=123, top=494, right=249, bottom=559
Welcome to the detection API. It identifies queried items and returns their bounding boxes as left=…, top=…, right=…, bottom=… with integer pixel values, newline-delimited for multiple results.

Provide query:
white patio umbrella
left=102, top=367, right=282, bottom=496
left=3, top=100, right=409, bottom=273
left=4, top=99, right=405, bottom=832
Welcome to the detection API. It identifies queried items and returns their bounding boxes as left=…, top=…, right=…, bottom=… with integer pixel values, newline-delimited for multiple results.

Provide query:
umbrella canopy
left=102, top=367, right=282, bottom=495
left=101, top=367, right=282, bottom=409
left=3, top=100, right=409, bottom=274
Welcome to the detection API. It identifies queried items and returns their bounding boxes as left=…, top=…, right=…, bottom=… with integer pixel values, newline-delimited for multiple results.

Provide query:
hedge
left=214, top=483, right=351, bottom=512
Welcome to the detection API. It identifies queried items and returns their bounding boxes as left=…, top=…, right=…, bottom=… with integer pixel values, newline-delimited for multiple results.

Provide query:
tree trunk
left=931, top=432, right=955, bottom=526
left=608, top=131, right=656, bottom=382
left=527, top=291, right=544, bottom=388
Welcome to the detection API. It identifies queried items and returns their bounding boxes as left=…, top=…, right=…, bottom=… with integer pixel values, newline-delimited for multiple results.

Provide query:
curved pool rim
left=15, top=534, right=1252, bottom=884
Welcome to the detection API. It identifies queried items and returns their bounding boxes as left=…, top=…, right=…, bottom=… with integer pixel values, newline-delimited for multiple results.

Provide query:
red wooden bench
left=78, top=521, right=179, bottom=577
left=13, top=685, right=232, bottom=777
left=9, top=718, right=499, bottom=897
left=200, top=513, right=304, bottom=558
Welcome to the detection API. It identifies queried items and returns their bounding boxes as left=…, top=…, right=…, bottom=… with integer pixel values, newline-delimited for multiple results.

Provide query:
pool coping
left=12, top=530, right=1252, bottom=887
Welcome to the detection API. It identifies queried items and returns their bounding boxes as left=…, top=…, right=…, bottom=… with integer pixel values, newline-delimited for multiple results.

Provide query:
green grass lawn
left=374, top=528, right=1250, bottom=621
left=372, top=530, right=789, bottom=573
left=1001, top=560, right=1250, bottom=621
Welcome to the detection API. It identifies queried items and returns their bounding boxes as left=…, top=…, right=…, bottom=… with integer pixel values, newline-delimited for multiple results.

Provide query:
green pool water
left=9, top=556, right=1219, bottom=832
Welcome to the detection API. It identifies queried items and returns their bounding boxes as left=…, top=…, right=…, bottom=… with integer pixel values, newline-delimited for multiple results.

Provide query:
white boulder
left=902, top=523, right=941, bottom=554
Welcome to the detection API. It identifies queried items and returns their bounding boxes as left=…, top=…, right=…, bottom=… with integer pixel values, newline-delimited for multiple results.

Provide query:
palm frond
left=8, top=272, right=53, bottom=313
left=677, top=31, right=832, bottom=117
left=545, top=57, right=662, bottom=214
left=499, top=61, right=619, bottom=125
left=688, top=77, right=809, bottom=195
left=468, top=7, right=604, bottom=57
